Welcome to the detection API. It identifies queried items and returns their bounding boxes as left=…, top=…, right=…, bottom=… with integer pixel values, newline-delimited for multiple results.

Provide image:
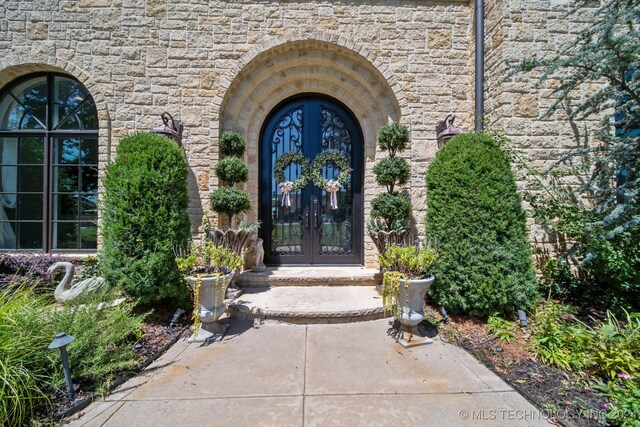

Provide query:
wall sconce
left=152, top=112, right=183, bottom=145
left=436, top=114, right=464, bottom=149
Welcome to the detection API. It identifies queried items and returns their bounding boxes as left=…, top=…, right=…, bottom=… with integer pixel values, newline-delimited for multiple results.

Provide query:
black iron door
left=259, top=95, right=363, bottom=265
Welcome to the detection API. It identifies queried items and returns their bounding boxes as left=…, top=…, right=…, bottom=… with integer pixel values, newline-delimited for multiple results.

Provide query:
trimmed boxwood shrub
left=210, top=187, right=251, bottom=220
left=100, top=132, right=190, bottom=305
left=215, top=157, right=248, bottom=183
left=425, top=133, right=538, bottom=316
left=370, top=192, right=412, bottom=230
left=219, top=130, right=246, bottom=156
left=210, top=131, right=252, bottom=228
left=369, top=123, right=412, bottom=231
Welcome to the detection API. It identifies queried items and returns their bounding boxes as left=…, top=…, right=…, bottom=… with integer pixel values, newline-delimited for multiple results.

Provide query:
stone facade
left=0, top=0, right=596, bottom=267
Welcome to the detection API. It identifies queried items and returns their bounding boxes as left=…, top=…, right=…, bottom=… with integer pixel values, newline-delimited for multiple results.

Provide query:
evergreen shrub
left=425, top=133, right=538, bottom=316
left=370, top=192, right=412, bottom=230
left=100, top=132, right=190, bottom=305
left=215, top=157, right=249, bottom=183
left=369, top=123, right=412, bottom=231
left=210, top=187, right=251, bottom=220
left=373, top=157, right=411, bottom=189
left=210, top=131, right=252, bottom=228
left=219, top=130, right=246, bottom=156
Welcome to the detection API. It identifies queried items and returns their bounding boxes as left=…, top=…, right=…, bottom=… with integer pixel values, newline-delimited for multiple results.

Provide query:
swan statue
left=48, top=261, right=105, bottom=302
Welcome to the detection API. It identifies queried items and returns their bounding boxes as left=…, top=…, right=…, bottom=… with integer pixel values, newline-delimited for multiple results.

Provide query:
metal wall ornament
left=152, top=112, right=184, bottom=145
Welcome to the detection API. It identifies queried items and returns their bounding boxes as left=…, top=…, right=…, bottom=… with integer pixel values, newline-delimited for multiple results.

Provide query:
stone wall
left=2, top=0, right=602, bottom=267
left=0, top=0, right=474, bottom=267
left=483, top=0, right=604, bottom=262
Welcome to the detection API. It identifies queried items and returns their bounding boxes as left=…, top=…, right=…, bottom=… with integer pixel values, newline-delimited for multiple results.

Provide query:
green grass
left=0, top=282, right=57, bottom=427
left=0, top=281, right=145, bottom=426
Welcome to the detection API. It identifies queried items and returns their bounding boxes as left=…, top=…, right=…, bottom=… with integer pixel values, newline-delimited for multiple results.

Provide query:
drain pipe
left=475, top=0, right=485, bottom=131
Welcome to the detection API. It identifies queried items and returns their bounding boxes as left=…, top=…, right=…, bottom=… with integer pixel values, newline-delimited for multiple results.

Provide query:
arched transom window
left=0, top=73, right=99, bottom=251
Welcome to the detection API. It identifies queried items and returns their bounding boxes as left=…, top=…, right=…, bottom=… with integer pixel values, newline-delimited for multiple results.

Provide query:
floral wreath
left=310, top=150, right=352, bottom=189
left=273, top=152, right=311, bottom=191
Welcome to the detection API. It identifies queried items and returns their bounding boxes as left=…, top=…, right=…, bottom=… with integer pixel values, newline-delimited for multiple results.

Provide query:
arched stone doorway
left=260, top=94, right=363, bottom=265
left=218, top=38, right=403, bottom=266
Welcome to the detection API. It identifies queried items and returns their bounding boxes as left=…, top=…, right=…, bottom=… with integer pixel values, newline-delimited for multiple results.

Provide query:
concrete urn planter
left=395, top=274, right=435, bottom=348
left=186, top=271, right=234, bottom=342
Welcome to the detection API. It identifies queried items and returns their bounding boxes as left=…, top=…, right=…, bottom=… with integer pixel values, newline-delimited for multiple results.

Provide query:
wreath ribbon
left=280, top=181, right=293, bottom=207
left=310, top=151, right=352, bottom=211
left=326, top=180, right=341, bottom=210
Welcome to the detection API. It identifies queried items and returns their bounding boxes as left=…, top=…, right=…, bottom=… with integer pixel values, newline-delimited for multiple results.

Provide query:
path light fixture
left=152, top=112, right=183, bottom=145
left=438, top=306, right=449, bottom=324
left=517, top=309, right=528, bottom=328
left=48, top=332, right=75, bottom=399
left=436, top=114, right=464, bottom=149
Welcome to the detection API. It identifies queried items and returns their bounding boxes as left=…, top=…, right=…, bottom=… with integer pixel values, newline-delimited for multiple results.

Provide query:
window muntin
left=0, top=74, right=98, bottom=251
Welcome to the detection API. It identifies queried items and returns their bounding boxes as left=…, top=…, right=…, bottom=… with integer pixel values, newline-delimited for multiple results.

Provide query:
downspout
left=475, top=0, right=485, bottom=131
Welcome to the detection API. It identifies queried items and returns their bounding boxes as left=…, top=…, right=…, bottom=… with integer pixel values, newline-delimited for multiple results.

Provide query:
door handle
left=313, top=199, right=321, bottom=230
left=304, top=205, right=310, bottom=230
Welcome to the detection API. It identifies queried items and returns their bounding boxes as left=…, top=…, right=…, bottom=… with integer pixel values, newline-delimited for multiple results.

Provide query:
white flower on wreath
left=280, top=181, right=294, bottom=193
left=326, top=179, right=342, bottom=192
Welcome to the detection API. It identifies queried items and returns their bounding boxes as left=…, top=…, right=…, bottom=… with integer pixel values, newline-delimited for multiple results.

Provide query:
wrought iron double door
left=260, top=95, right=363, bottom=265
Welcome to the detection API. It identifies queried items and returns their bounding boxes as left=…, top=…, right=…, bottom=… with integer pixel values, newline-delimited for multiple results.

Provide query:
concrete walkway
left=66, top=318, right=551, bottom=427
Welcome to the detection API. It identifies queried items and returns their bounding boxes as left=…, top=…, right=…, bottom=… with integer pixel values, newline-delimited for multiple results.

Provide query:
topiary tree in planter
left=368, top=123, right=413, bottom=253
left=208, top=131, right=258, bottom=255
left=425, top=132, right=538, bottom=317
left=100, top=132, right=190, bottom=305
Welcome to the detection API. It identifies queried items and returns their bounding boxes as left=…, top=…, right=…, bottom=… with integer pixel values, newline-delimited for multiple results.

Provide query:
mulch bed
left=426, top=304, right=610, bottom=427
left=50, top=304, right=191, bottom=419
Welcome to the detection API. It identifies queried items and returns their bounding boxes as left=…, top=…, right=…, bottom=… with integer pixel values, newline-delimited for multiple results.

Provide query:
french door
left=259, top=95, right=363, bottom=265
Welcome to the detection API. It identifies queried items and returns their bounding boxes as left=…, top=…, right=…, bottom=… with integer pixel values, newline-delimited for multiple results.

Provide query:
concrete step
left=227, top=286, right=387, bottom=324
left=236, top=266, right=381, bottom=287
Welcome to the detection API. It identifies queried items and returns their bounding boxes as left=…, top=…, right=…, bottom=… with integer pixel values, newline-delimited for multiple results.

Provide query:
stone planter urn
left=395, top=274, right=435, bottom=348
left=185, top=271, right=234, bottom=343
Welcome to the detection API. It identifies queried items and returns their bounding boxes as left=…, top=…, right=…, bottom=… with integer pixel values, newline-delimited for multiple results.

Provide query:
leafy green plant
left=376, top=122, right=410, bottom=156
left=425, top=133, right=538, bottom=316
left=487, top=314, right=518, bottom=342
left=210, top=187, right=251, bottom=223
left=51, top=288, right=145, bottom=390
left=503, top=0, right=640, bottom=314
left=175, top=241, right=244, bottom=276
left=219, top=130, right=246, bottom=157
left=588, top=310, right=640, bottom=379
left=378, top=244, right=438, bottom=279
left=373, top=157, right=410, bottom=192
left=370, top=192, right=412, bottom=231
left=0, top=283, right=56, bottom=427
left=530, top=301, right=589, bottom=371
left=210, top=131, right=254, bottom=229
left=531, top=300, right=640, bottom=379
left=100, top=132, right=191, bottom=305
left=369, top=123, right=412, bottom=232
left=595, top=376, right=640, bottom=427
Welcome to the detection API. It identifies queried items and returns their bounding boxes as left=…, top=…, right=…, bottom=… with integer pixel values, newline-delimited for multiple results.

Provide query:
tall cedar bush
left=425, top=133, right=538, bottom=316
left=100, top=132, right=190, bottom=305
